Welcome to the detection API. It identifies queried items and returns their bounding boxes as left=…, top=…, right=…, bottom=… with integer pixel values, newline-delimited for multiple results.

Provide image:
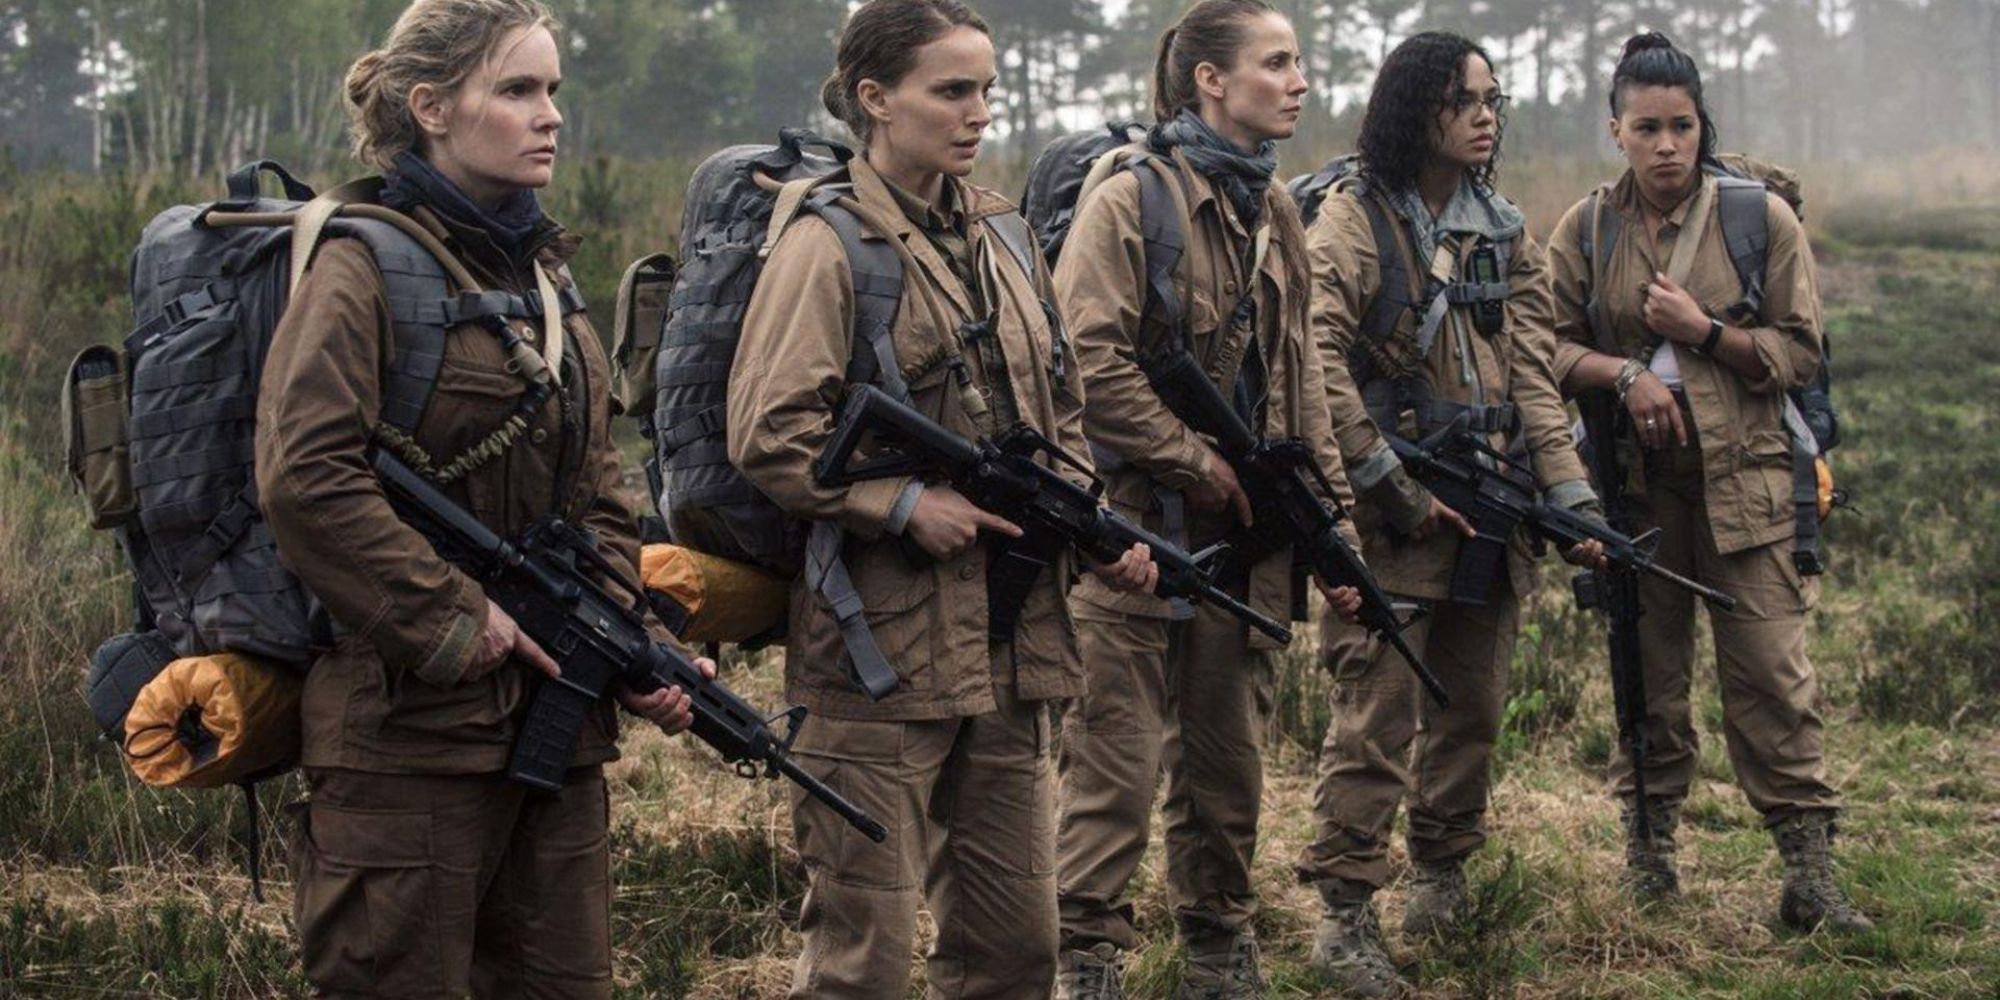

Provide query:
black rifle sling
left=801, top=187, right=905, bottom=701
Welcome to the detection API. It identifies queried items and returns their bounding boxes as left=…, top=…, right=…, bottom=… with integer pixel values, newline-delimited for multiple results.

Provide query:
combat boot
left=1773, top=812, right=1875, bottom=933
left=1400, top=859, right=1468, bottom=940
left=1620, top=798, right=1681, bottom=900
left=1308, top=882, right=1405, bottom=998
left=1175, top=930, right=1263, bottom=1000
left=1056, top=942, right=1124, bottom=1000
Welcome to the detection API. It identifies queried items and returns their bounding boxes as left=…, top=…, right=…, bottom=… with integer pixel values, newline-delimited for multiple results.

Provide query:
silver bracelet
left=1613, top=358, right=1647, bottom=404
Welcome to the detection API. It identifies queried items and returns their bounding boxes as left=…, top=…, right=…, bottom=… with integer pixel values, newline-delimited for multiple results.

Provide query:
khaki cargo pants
left=1055, top=597, right=1274, bottom=952
left=1293, top=573, right=1517, bottom=894
left=291, top=765, right=613, bottom=999
left=1611, top=434, right=1841, bottom=821
left=786, top=655, right=1057, bottom=1000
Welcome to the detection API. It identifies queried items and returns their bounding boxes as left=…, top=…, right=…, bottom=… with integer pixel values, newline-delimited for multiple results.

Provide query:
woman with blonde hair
left=258, top=1, right=708, bottom=995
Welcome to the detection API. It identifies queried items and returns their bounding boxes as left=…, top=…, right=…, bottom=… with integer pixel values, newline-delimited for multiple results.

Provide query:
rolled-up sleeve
left=1307, top=197, right=1394, bottom=486
left=255, top=239, right=486, bottom=689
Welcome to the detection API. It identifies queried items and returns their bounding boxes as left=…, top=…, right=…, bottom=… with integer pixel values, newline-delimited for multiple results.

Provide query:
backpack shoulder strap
left=336, top=217, right=454, bottom=435
left=792, top=181, right=909, bottom=704
left=1580, top=187, right=1623, bottom=355
left=1120, top=153, right=1189, bottom=350
left=1356, top=188, right=1415, bottom=346
left=1713, top=175, right=1771, bottom=317
left=801, top=184, right=910, bottom=406
left=982, top=211, right=1039, bottom=289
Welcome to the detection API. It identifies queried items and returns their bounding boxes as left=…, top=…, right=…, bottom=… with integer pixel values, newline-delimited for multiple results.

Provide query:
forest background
left=2, top=0, right=1998, bottom=997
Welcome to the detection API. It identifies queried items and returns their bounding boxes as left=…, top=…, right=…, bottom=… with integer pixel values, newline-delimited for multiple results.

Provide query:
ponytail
left=1151, top=0, right=1277, bottom=122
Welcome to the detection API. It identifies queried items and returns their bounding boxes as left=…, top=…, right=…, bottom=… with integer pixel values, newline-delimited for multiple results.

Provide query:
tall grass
left=2, top=158, right=1997, bottom=996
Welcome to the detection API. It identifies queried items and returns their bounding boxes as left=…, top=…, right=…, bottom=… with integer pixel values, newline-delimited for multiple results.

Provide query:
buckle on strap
left=658, top=405, right=726, bottom=455
left=441, top=290, right=533, bottom=327
left=523, top=284, right=588, bottom=317
left=163, top=279, right=239, bottom=326
left=1443, top=281, right=1510, bottom=305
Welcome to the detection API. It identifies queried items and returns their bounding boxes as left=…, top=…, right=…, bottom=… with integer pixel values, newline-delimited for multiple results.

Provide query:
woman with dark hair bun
left=1292, top=30, right=1603, bottom=997
left=726, top=1, right=1155, bottom=995
left=1544, top=31, right=1871, bottom=932
left=1050, top=2, right=1364, bottom=996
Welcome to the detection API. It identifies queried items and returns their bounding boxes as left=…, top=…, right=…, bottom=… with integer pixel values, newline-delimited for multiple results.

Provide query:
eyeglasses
left=1448, top=91, right=1510, bottom=116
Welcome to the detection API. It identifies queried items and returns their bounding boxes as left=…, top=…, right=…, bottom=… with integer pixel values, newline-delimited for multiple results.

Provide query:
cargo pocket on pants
left=294, top=802, right=441, bottom=998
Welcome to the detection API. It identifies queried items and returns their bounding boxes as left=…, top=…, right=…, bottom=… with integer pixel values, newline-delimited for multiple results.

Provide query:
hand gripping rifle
left=1139, top=349, right=1447, bottom=707
left=811, top=384, right=1293, bottom=646
left=372, top=448, right=888, bottom=844
left=1383, top=416, right=1739, bottom=613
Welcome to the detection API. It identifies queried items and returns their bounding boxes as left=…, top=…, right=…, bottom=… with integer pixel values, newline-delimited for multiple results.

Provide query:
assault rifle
left=372, top=448, right=888, bottom=844
left=1140, top=349, right=1447, bottom=707
left=1384, top=416, right=1738, bottom=612
left=1576, top=391, right=1657, bottom=840
left=812, top=384, right=1293, bottom=646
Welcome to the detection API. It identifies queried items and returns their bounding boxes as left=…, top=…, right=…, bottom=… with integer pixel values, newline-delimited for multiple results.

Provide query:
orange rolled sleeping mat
left=123, top=653, right=303, bottom=789
left=639, top=543, right=790, bottom=644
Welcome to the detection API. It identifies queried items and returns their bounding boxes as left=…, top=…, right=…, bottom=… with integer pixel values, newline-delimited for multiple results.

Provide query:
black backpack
left=1285, top=153, right=1361, bottom=229
left=62, top=161, right=568, bottom=674
left=1022, top=120, right=1149, bottom=263
left=1578, top=155, right=1840, bottom=574
left=647, top=128, right=1044, bottom=695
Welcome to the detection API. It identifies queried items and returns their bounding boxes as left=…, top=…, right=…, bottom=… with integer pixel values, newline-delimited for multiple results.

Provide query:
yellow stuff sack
left=123, top=653, right=304, bottom=789
left=640, top=543, right=789, bottom=644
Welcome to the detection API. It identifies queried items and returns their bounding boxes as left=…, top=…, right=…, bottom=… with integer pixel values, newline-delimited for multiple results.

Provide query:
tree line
left=1, top=0, right=1994, bottom=177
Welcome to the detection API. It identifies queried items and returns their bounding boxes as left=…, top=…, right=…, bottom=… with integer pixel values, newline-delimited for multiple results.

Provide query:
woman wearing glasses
left=1293, top=31, right=1602, bottom=996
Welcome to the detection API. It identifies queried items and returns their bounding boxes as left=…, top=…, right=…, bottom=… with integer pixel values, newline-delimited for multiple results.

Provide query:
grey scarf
left=1149, top=110, right=1278, bottom=230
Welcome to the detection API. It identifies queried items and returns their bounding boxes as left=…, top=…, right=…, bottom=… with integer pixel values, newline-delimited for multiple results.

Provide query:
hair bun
left=819, top=70, right=848, bottom=122
left=1620, top=31, right=1676, bottom=64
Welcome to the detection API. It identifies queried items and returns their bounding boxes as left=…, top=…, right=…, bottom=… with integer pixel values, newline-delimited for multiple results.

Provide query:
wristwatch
left=1695, top=316, right=1725, bottom=356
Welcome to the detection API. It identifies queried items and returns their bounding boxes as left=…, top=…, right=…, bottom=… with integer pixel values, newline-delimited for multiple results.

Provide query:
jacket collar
left=1611, top=167, right=1713, bottom=232
left=847, top=156, right=977, bottom=318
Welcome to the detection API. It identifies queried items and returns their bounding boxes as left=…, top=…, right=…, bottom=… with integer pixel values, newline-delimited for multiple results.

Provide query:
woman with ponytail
left=725, top=1, right=1154, bottom=995
left=258, top=1, right=713, bottom=995
left=1292, top=32, right=1603, bottom=996
left=1544, top=32, right=1870, bottom=932
left=1050, top=3, right=1362, bottom=996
